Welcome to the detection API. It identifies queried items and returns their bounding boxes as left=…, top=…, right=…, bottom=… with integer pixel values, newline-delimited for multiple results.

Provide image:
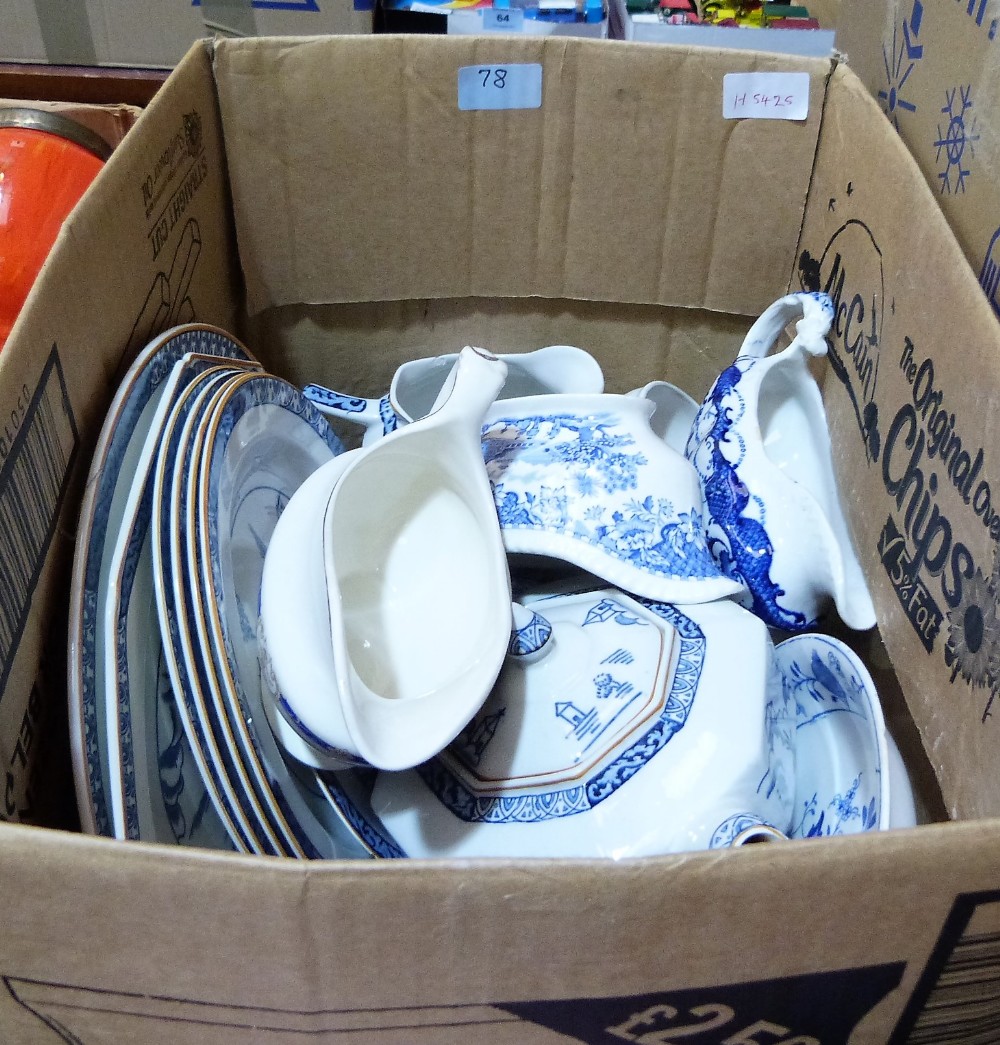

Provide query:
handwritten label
left=483, top=7, right=525, bottom=30
left=458, top=64, right=543, bottom=111
left=723, top=72, right=810, bottom=121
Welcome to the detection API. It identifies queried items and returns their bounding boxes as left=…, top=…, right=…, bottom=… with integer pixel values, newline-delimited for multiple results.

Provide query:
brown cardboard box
left=4, top=0, right=372, bottom=68
left=2, top=33, right=1000, bottom=1043
left=836, top=0, right=1000, bottom=320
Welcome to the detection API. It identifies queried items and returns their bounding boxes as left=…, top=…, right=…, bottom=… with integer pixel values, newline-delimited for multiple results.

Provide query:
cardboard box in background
left=837, top=0, right=1000, bottom=319
left=4, top=0, right=372, bottom=68
left=2, top=32, right=1000, bottom=1044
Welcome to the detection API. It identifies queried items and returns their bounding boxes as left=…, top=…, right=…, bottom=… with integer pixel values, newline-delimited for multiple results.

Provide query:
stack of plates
left=68, top=324, right=401, bottom=858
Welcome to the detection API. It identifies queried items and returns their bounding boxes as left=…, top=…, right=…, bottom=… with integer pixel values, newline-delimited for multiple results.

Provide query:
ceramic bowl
left=369, top=589, right=796, bottom=858
left=481, top=392, right=744, bottom=605
left=303, top=344, right=604, bottom=446
left=776, top=632, right=913, bottom=837
left=685, top=292, right=876, bottom=632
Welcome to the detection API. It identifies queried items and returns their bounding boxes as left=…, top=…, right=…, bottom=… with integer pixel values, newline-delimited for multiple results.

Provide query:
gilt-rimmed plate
left=169, top=371, right=294, bottom=855
left=192, top=373, right=376, bottom=858
left=775, top=633, right=893, bottom=838
left=151, top=367, right=266, bottom=853
left=68, top=324, right=255, bottom=836
left=103, top=352, right=259, bottom=845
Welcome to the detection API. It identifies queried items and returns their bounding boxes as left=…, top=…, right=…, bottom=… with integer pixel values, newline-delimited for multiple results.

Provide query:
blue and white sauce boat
left=685, top=292, right=876, bottom=633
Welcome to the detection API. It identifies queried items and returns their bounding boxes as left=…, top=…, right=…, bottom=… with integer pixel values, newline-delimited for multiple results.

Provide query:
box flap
left=213, top=35, right=832, bottom=317
left=799, top=62, right=1000, bottom=819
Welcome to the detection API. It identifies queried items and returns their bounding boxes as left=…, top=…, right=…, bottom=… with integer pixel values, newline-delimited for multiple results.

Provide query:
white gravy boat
left=261, top=346, right=513, bottom=770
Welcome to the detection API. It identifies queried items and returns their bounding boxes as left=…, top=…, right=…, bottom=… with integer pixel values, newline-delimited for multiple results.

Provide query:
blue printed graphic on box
left=980, top=227, right=1000, bottom=320
left=878, top=0, right=923, bottom=128
left=935, top=86, right=979, bottom=195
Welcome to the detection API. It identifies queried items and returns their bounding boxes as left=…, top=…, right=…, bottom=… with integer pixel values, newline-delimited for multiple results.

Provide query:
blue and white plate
left=69, top=324, right=256, bottom=837
left=103, top=353, right=260, bottom=846
left=192, top=373, right=377, bottom=859
left=151, top=367, right=267, bottom=854
left=170, top=371, right=291, bottom=855
left=776, top=633, right=892, bottom=838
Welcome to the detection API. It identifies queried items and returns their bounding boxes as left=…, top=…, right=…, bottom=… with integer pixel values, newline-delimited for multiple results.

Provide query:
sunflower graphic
left=945, top=568, right=1000, bottom=691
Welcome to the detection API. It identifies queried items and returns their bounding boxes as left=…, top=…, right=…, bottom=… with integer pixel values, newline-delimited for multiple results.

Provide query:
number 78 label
left=458, top=63, right=543, bottom=110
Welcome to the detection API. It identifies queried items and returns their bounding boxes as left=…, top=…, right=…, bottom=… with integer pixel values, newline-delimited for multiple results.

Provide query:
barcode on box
left=0, top=348, right=78, bottom=696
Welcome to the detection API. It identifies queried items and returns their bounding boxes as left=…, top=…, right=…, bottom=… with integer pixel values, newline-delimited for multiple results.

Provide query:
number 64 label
left=458, top=63, right=543, bottom=111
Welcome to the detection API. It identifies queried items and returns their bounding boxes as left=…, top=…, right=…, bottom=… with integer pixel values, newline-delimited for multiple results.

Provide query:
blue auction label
left=457, top=63, right=543, bottom=111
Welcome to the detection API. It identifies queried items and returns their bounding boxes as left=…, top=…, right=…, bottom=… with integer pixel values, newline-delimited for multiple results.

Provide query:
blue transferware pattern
left=75, top=324, right=252, bottom=838
left=301, top=384, right=398, bottom=438
left=685, top=361, right=811, bottom=631
left=418, top=596, right=705, bottom=824
left=317, top=769, right=406, bottom=860
left=152, top=370, right=262, bottom=852
left=109, top=355, right=252, bottom=847
left=508, top=606, right=553, bottom=657
left=687, top=291, right=874, bottom=633
left=200, top=375, right=385, bottom=858
left=709, top=812, right=774, bottom=848
left=778, top=634, right=884, bottom=838
left=482, top=403, right=737, bottom=604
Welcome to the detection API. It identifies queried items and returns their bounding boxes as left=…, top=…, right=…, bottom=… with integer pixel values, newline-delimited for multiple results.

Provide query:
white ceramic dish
left=627, top=380, right=699, bottom=455
left=482, top=392, right=743, bottom=605
left=263, top=347, right=514, bottom=771
left=68, top=323, right=255, bottom=837
left=103, top=353, right=260, bottom=845
left=775, top=632, right=902, bottom=837
left=193, top=372, right=375, bottom=859
left=370, top=592, right=795, bottom=858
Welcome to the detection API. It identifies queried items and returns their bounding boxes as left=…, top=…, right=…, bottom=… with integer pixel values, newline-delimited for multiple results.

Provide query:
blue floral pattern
left=686, top=361, right=813, bottom=631
left=483, top=413, right=719, bottom=581
left=780, top=636, right=884, bottom=838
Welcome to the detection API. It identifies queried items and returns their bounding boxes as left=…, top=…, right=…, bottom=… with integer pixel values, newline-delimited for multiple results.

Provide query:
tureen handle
left=738, top=291, right=834, bottom=361
left=301, top=385, right=398, bottom=436
left=507, top=602, right=554, bottom=662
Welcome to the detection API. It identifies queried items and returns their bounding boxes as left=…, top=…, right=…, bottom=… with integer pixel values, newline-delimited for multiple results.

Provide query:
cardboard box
left=611, top=0, right=837, bottom=52
left=3, top=0, right=372, bottom=68
left=3, top=32, right=1000, bottom=1043
left=836, top=0, right=1000, bottom=319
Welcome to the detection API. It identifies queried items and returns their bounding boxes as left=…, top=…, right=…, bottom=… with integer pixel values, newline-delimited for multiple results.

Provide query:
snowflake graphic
left=935, top=86, right=979, bottom=194
left=878, top=0, right=923, bottom=129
